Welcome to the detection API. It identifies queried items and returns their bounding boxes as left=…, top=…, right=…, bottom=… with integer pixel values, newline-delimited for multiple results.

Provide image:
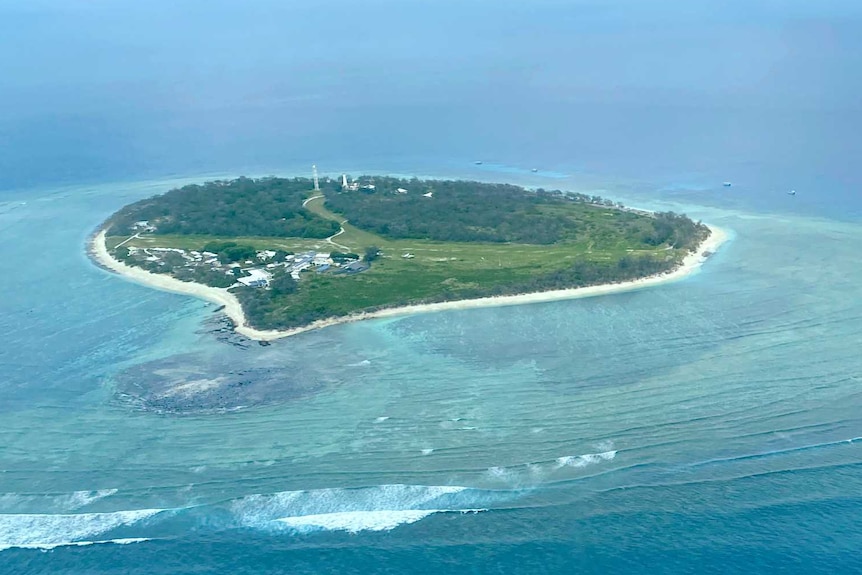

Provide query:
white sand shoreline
left=90, top=224, right=728, bottom=341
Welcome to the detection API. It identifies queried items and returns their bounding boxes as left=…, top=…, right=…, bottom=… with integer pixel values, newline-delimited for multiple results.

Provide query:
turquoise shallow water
left=3, top=0, right=862, bottom=571
left=1, top=173, right=861, bottom=573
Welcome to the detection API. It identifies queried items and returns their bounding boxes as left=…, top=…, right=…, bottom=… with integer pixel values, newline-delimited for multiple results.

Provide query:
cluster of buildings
left=278, top=251, right=334, bottom=280
left=339, top=177, right=433, bottom=198
left=123, top=245, right=366, bottom=289
left=341, top=174, right=376, bottom=192
left=132, top=220, right=156, bottom=232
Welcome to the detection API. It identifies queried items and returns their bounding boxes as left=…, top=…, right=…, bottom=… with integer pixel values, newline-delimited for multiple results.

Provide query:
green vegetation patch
left=102, top=176, right=710, bottom=331
left=232, top=242, right=676, bottom=330
left=107, top=176, right=340, bottom=238
left=324, top=176, right=705, bottom=250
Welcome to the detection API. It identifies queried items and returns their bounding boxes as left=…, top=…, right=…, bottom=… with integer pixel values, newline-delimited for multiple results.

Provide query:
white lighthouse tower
left=312, top=165, right=320, bottom=191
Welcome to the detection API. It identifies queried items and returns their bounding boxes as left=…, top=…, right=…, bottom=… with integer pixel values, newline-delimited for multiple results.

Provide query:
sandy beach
left=90, top=225, right=728, bottom=341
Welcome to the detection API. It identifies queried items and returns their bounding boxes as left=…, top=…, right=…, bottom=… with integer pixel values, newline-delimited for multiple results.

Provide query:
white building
left=237, top=268, right=272, bottom=288
left=133, top=220, right=156, bottom=232
left=312, top=253, right=331, bottom=266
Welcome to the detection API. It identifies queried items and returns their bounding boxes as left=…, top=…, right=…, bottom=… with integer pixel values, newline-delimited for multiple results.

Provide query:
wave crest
left=484, top=445, right=618, bottom=485
left=226, top=484, right=516, bottom=533
left=0, top=509, right=163, bottom=552
left=0, top=488, right=118, bottom=514
left=556, top=450, right=617, bottom=469
left=277, top=509, right=485, bottom=534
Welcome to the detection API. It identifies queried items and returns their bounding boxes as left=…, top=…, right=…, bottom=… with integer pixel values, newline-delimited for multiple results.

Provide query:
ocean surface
left=2, top=1, right=862, bottom=573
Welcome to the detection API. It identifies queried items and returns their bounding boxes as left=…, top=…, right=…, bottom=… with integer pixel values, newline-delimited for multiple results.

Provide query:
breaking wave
left=59, top=489, right=120, bottom=511
left=556, top=450, right=617, bottom=469
left=229, top=484, right=486, bottom=534
left=0, top=509, right=163, bottom=552
left=0, top=488, right=118, bottom=514
left=0, top=483, right=515, bottom=548
left=1, top=538, right=151, bottom=552
left=277, top=509, right=485, bottom=534
left=484, top=446, right=618, bottom=485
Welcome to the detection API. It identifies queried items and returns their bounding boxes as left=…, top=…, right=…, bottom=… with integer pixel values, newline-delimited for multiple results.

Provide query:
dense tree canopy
left=324, top=177, right=707, bottom=250
left=107, top=175, right=706, bottom=252
left=107, top=177, right=340, bottom=238
left=268, top=271, right=298, bottom=296
left=326, top=177, right=580, bottom=244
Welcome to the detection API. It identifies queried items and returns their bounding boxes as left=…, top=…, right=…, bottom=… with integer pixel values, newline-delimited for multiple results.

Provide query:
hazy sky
left=1, top=0, right=860, bottom=193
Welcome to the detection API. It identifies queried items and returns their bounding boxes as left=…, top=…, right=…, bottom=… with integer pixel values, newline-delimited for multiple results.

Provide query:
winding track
left=303, top=194, right=351, bottom=251
left=326, top=224, right=350, bottom=251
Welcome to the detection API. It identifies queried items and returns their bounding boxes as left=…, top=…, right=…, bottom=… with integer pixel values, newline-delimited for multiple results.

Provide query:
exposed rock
left=197, top=314, right=253, bottom=349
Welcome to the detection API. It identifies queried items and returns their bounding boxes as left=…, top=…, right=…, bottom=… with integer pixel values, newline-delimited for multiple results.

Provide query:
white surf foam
left=487, top=466, right=509, bottom=479
left=0, top=488, right=118, bottom=513
left=593, top=440, right=616, bottom=452
left=481, top=446, right=618, bottom=485
left=277, top=509, right=485, bottom=534
left=277, top=509, right=437, bottom=533
left=0, top=537, right=152, bottom=552
left=61, top=489, right=119, bottom=511
left=231, top=484, right=471, bottom=530
left=556, top=450, right=617, bottom=469
left=0, top=509, right=163, bottom=552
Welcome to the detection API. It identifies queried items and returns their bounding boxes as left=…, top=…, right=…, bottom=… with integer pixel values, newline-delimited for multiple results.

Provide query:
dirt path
left=326, top=223, right=350, bottom=251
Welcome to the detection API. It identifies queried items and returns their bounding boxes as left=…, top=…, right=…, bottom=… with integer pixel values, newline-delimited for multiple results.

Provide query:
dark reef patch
left=110, top=353, right=330, bottom=414
left=197, top=314, right=253, bottom=349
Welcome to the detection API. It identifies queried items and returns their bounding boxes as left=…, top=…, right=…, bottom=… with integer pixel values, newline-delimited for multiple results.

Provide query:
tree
left=218, top=244, right=257, bottom=263
left=203, top=240, right=237, bottom=253
left=269, top=272, right=298, bottom=296
left=272, top=250, right=292, bottom=263
left=107, top=177, right=339, bottom=239
left=330, top=251, right=359, bottom=263
left=364, top=246, right=381, bottom=262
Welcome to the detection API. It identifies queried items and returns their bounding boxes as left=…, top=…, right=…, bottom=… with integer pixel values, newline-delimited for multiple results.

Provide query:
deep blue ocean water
left=2, top=1, right=862, bottom=573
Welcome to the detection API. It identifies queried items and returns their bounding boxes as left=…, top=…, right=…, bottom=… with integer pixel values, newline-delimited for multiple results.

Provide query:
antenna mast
left=312, top=164, right=320, bottom=191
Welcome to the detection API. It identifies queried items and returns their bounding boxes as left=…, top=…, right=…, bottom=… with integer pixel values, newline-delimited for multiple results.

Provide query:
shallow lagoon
left=1, top=171, right=861, bottom=572
left=2, top=0, right=862, bottom=571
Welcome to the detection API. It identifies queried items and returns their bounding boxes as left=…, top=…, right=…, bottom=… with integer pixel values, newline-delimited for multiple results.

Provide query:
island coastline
left=90, top=224, right=728, bottom=341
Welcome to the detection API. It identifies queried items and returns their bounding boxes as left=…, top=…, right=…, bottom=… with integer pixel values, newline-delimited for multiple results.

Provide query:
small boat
left=531, top=168, right=539, bottom=173
left=787, top=190, right=796, bottom=196
left=723, top=182, right=732, bottom=187
left=474, top=161, right=483, bottom=165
